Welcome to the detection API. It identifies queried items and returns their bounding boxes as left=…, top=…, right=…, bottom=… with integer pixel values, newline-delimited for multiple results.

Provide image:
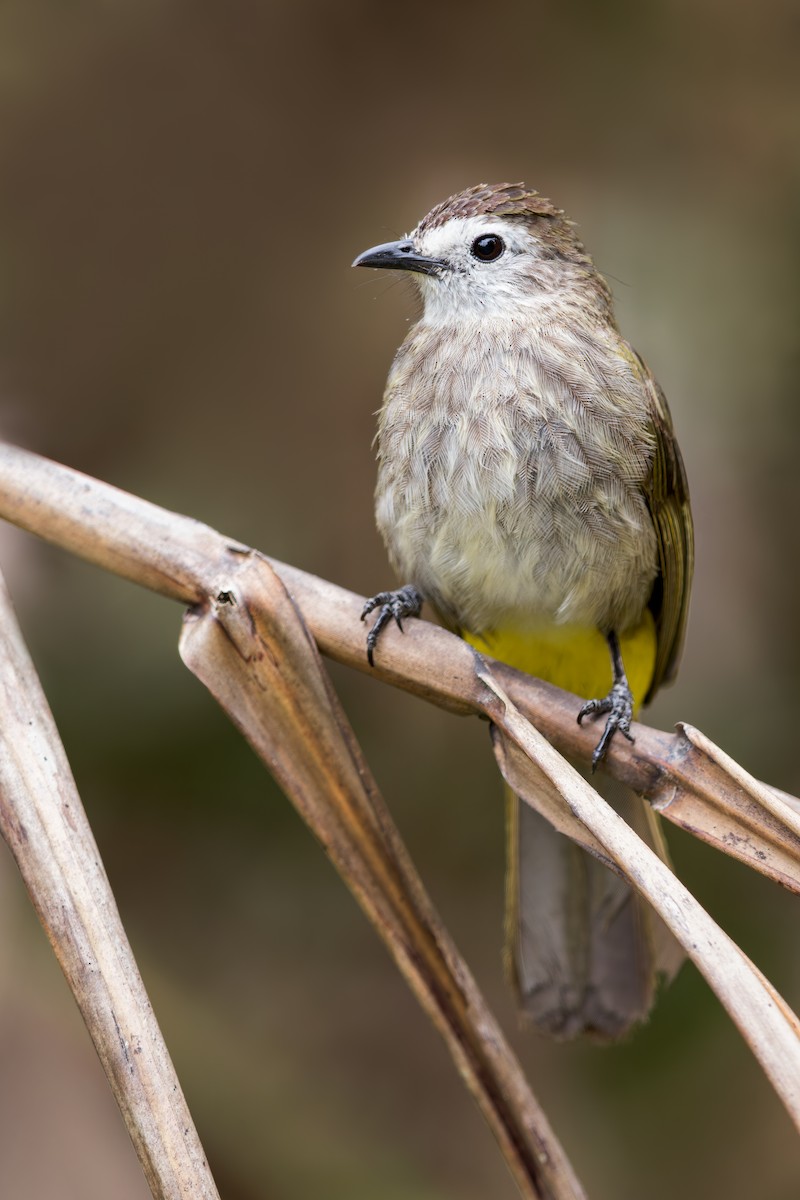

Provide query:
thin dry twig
left=0, top=570, right=220, bottom=1200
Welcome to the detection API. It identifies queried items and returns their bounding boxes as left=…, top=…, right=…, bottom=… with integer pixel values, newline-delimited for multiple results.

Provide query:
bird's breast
left=374, top=320, right=658, bottom=636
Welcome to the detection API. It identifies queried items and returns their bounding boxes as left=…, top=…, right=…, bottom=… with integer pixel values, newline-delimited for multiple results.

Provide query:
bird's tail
left=505, top=771, right=683, bottom=1040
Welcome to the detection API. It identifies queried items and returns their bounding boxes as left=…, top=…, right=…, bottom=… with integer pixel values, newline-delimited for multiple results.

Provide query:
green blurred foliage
left=0, top=1, right=798, bottom=1197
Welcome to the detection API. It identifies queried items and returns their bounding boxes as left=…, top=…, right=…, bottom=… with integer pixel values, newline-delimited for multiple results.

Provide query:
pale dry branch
left=0, top=570, right=220, bottom=1200
left=179, top=556, right=585, bottom=1200
left=484, top=673, right=800, bottom=1130
left=0, top=440, right=798, bottom=1187
left=0, top=446, right=588, bottom=1197
left=1, top=441, right=798, bottom=893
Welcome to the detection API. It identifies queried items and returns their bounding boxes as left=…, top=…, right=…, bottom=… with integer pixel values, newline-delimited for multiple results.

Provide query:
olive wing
left=635, top=354, right=694, bottom=702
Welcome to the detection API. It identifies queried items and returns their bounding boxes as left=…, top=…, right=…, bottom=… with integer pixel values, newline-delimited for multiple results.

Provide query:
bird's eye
left=470, top=234, right=505, bottom=262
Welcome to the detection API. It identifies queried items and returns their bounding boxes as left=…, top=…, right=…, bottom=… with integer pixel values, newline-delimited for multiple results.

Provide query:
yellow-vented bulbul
left=353, top=183, right=693, bottom=1039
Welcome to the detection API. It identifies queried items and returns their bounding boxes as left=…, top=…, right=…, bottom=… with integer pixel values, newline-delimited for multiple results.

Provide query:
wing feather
left=633, top=352, right=694, bottom=702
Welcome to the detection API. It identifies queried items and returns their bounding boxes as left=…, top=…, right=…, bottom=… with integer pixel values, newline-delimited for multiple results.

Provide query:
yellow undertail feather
left=465, top=612, right=658, bottom=713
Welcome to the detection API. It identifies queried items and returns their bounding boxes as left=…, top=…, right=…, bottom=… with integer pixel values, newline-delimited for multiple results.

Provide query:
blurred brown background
left=0, top=1, right=798, bottom=1197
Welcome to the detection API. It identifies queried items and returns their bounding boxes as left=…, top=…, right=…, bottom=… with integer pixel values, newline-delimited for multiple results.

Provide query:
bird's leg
left=360, top=584, right=424, bottom=666
left=576, top=631, right=635, bottom=770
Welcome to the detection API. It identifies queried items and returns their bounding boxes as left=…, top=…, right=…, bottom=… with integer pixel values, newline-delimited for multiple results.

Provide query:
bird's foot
left=361, top=584, right=423, bottom=666
left=577, top=680, right=635, bottom=771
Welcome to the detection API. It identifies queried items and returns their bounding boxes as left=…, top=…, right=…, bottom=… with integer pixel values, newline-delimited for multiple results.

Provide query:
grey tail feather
left=505, top=770, right=683, bottom=1040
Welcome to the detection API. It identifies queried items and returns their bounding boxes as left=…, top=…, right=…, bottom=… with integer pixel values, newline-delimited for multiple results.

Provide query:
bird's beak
left=352, top=238, right=445, bottom=277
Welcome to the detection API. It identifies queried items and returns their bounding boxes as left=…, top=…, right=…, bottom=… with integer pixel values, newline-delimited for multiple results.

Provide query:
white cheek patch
left=414, top=216, right=547, bottom=324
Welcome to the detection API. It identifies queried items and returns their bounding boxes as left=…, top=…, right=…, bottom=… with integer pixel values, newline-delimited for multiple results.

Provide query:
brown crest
left=416, top=182, right=562, bottom=232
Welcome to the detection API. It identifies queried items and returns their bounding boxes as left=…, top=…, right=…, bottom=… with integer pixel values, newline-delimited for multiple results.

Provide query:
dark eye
left=470, top=234, right=505, bottom=262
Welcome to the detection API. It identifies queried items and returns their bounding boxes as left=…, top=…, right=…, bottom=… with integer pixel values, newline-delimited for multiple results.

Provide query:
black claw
left=360, top=584, right=423, bottom=666
left=360, top=596, right=380, bottom=621
left=577, top=670, right=635, bottom=771
left=589, top=708, right=634, bottom=772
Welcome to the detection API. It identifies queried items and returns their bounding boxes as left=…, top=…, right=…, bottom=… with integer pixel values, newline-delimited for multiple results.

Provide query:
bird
left=352, top=182, right=693, bottom=1039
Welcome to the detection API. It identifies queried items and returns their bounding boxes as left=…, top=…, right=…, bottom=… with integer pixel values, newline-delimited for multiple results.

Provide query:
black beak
left=352, top=238, right=445, bottom=277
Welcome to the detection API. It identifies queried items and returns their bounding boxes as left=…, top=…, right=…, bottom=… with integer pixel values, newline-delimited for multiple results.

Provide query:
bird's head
left=353, top=182, right=609, bottom=324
